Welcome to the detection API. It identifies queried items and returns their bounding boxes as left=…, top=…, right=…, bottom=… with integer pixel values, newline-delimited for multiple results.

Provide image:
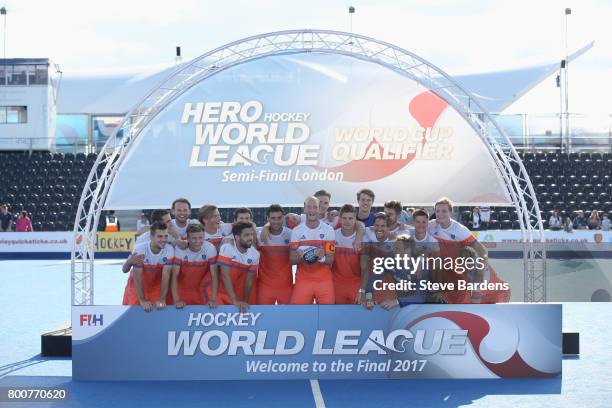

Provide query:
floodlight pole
left=564, top=8, right=571, bottom=152
left=1, top=7, right=6, bottom=60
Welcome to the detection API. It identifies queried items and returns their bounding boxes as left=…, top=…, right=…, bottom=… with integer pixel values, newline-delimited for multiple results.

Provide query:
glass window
left=0, top=65, right=5, bottom=85
left=33, top=64, right=48, bottom=85
left=7, top=65, right=27, bottom=85
left=5, top=106, right=27, bottom=123
left=0, top=107, right=6, bottom=123
left=55, top=114, right=88, bottom=152
left=27, top=65, right=36, bottom=85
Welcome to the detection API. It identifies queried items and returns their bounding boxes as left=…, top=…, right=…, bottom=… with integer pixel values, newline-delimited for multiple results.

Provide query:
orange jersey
left=216, top=243, right=259, bottom=302
left=205, top=224, right=232, bottom=250
left=290, top=221, right=335, bottom=282
left=332, top=228, right=361, bottom=281
left=123, top=242, right=175, bottom=305
left=256, top=226, right=293, bottom=288
left=174, top=242, right=217, bottom=304
left=428, top=219, right=477, bottom=304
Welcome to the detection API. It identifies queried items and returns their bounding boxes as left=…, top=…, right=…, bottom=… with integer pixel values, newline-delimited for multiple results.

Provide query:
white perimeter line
left=310, top=379, right=326, bottom=408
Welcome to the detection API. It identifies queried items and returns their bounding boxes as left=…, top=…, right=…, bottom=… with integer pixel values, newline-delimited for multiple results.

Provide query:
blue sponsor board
left=72, top=304, right=561, bottom=380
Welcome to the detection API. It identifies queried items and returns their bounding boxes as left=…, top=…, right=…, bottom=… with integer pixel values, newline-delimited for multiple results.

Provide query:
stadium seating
left=459, top=151, right=612, bottom=229
left=1, top=150, right=611, bottom=231
left=0, top=151, right=98, bottom=231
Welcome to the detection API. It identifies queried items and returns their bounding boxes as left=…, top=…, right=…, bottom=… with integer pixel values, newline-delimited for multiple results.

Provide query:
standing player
left=412, top=209, right=440, bottom=256
left=256, top=205, right=293, bottom=304
left=289, top=196, right=336, bottom=304
left=356, top=189, right=377, bottom=227
left=198, top=205, right=229, bottom=249
left=169, top=198, right=199, bottom=239
left=332, top=204, right=362, bottom=304
left=285, top=190, right=340, bottom=228
left=428, top=197, right=488, bottom=303
left=359, top=212, right=397, bottom=308
left=384, top=200, right=414, bottom=236
left=364, top=200, right=413, bottom=241
left=122, top=222, right=175, bottom=311
left=135, top=207, right=190, bottom=248
left=215, top=222, right=260, bottom=312
left=265, top=190, right=365, bottom=250
left=124, top=209, right=172, bottom=273
left=171, top=224, right=218, bottom=308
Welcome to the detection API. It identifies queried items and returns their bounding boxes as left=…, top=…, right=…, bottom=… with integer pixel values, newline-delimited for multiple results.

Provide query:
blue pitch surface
left=1, top=259, right=611, bottom=408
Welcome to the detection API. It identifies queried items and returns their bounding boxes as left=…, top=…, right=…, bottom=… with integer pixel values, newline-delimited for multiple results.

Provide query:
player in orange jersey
left=256, top=205, right=293, bottom=304
left=289, top=196, right=336, bottom=304
left=332, top=204, right=362, bottom=304
left=171, top=224, right=218, bottom=307
left=122, top=221, right=175, bottom=312
left=428, top=197, right=488, bottom=303
left=216, top=222, right=260, bottom=312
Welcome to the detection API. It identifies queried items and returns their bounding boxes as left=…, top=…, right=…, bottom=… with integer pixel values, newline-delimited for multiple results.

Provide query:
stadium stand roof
left=55, top=42, right=593, bottom=115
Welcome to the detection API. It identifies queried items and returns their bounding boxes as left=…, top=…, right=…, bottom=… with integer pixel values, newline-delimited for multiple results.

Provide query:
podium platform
left=71, top=304, right=562, bottom=380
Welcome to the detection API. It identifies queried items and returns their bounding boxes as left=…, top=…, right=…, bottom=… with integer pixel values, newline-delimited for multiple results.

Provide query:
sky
left=1, top=0, right=611, bottom=114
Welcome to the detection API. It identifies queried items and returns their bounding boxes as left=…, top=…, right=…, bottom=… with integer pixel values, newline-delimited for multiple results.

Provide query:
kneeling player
left=171, top=224, right=218, bottom=308
left=216, top=222, right=260, bottom=312
left=122, top=222, right=175, bottom=311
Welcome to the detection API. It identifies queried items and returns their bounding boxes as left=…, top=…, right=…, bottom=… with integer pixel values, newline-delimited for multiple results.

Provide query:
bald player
left=289, top=196, right=336, bottom=304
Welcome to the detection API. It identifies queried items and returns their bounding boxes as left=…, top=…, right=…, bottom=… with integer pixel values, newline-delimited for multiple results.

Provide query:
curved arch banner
left=105, top=53, right=511, bottom=209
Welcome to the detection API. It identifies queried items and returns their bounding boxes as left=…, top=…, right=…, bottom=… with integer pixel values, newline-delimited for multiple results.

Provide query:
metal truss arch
left=71, top=29, right=546, bottom=305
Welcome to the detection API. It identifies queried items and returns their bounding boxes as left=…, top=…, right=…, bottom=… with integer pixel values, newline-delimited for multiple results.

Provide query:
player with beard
left=428, top=197, right=488, bottom=303
left=289, top=196, right=336, bottom=304
left=217, top=207, right=259, bottom=304
left=168, top=198, right=198, bottom=244
left=215, top=222, right=260, bottom=312
left=256, top=205, right=293, bottom=304
left=332, top=204, right=362, bottom=304
left=171, top=224, right=218, bottom=307
left=364, top=200, right=413, bottom=241
left=359, top=212, right=397, bottom=308
left=122, top=222, right=175, bottom=311
left=263, top=190, right=365, bottom=250
left=136, top=200, right=194, bottom=249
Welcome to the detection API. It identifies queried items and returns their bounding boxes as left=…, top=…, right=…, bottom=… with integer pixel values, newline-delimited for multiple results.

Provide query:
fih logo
left=79, top=314, right=104, bottom=326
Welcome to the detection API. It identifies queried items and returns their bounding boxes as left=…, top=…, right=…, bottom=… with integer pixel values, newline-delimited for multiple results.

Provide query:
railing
left=0, top=137, right=94, bottom=154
